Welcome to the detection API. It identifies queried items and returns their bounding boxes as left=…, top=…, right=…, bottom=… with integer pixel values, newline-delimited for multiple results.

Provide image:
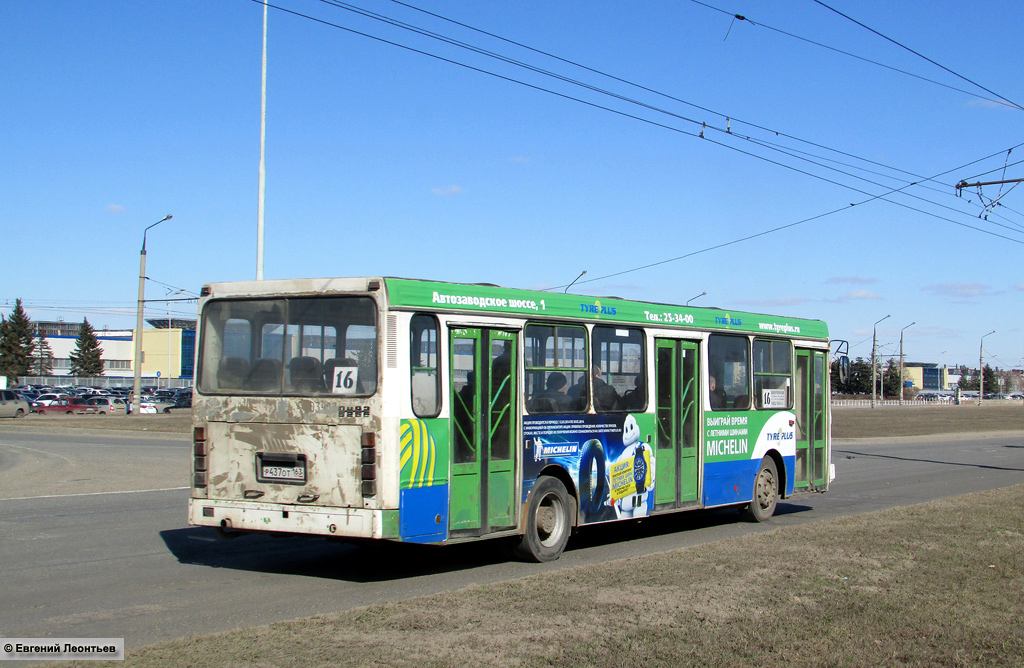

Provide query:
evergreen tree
left=830, top=359, right=844, bottom=393
left=981, top=364, right=997, bottom=396
left=33, top=329, right=54, bottom=377
left=959, top=369, right=978, bottom=392
left=847, top=357, right=872, bottom=394
left=882, top=358, right=901, bottom=398
left=69, top=318, right=105, bottom=377
left=0, top=299, right=36, bottom=383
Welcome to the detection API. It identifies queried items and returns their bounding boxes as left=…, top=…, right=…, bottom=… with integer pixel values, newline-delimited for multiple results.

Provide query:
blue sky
left=2, top=0, right=1022, bottom=370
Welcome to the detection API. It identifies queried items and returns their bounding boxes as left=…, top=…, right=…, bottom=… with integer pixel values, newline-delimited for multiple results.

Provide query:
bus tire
left=577, top=439, right=607, bottom=514
left=741, top=456, right=779, bottom=522
left=514, top=476, right=572, bottom=562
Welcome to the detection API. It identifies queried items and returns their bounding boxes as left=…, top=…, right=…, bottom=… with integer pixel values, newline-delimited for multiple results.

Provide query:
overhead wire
left=296, top=0, right=1019, bottom=236
left=810, top=0, right=1024, bottom=111
left=543, top=150, right=1024, bottom=291
left=690, top=0, right=1022, bottom=110
left=735, top=135, right=1024, bottom=237
left=144, top=277, right=201, bottom=298
left=255, top=1, right=1022, bottom=284
left=959, top=156, right=1024, bottom=184
left=386, top=0, right=1015, bottom=201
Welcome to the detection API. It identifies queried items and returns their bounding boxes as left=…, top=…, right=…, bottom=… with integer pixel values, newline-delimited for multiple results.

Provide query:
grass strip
left=59, top=484, right=1024, bottom=668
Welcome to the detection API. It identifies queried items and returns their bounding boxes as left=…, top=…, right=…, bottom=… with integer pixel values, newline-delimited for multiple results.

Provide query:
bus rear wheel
left=514, top=476, right=572, bottom=562
left=741, top=456, right=779, bottom=522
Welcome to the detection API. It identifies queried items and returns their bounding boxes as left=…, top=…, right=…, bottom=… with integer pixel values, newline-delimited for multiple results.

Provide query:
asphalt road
left=1, top=427, right=1022, bottom=650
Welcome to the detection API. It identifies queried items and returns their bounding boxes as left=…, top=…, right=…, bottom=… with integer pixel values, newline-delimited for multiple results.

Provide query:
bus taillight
left=361, top=432, right=376, bottom=496
left=193, top=426, right=208, bottom=493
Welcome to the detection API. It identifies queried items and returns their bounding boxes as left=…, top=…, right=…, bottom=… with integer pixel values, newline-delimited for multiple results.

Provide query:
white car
left=137, top=397, right=177, bottom=414
left=33, top=393, right=69, bottom=406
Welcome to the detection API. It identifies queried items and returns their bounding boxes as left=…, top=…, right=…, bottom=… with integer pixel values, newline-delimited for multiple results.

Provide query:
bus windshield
left=197, top=296, right=378, bottom=397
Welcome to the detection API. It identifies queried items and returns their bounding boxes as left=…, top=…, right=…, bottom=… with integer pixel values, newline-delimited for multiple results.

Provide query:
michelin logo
left=535, top=441, right=581, bottom=460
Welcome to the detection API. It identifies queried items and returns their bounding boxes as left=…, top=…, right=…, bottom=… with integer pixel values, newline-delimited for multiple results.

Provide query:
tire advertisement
left=523, top=413, right=656, bottom=525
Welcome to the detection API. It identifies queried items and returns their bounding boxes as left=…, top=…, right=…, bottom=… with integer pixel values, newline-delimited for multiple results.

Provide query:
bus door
left=794, top=349, right=828, bottom=490
left=654, top=339, right=700, bottom=508
left=448, top=328, right=518, bottom=535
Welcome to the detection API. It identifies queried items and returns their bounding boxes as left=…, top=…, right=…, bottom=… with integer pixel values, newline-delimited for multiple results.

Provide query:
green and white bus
left=188, top=277, right=835, bottom=561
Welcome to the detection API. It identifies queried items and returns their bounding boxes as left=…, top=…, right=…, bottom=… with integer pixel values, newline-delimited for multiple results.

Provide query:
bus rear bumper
left=188, top=498, right=378, bottom=539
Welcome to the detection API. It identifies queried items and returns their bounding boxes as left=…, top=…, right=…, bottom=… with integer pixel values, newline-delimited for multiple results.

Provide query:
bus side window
left=592, top=326, right=646, bottom=412
left=753, top=339, right=793, bottom=409
left=410, top=314, right=440, bottom=418
left=524, top=324, right=587, bottom=413
left=708, top=334, right=750, bottom=411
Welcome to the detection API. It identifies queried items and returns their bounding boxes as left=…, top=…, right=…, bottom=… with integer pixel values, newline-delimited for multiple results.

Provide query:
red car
left=32, top=397, right=91, bottom=415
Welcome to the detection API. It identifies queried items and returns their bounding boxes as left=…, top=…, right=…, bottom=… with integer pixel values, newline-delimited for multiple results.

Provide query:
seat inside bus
left=246, top=358, right=282, bottom=391
left=289, top=356, right=326, bottom=393
left=218, top=357, right=250, bottom=390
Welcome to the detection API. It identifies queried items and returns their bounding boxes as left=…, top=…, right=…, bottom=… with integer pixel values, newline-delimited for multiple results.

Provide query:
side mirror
left=837, top=356, right=850, bottom=385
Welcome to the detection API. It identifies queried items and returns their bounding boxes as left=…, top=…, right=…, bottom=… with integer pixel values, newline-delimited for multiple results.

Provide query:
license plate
left=260, top=464, right=305, bottom=481
left=257, top=453, right=308, bottom=484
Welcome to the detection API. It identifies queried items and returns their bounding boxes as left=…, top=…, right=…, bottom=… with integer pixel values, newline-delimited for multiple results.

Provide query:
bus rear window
left=197, top=296, right=378, bottom=396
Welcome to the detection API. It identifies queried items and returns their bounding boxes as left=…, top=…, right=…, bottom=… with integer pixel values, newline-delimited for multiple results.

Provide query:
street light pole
left=133, top=215, right=173, bottom=416
left=871, top=314, right=890, bottom=409
left=979, top=330, right=995, bottom=405
left=899, top=322, right=915, bottom=405
left=256, top=0, right=268, bottom=280
left=686, top=291, right=706, bottom=306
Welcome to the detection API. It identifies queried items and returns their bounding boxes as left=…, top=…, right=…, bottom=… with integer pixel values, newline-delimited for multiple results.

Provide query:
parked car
left=0, top=389, right=31, bottom=418
left=32, top=397, right=91, bottom=415
left=138, top=396, right=177, bottom=414
left=79, top=396, right=129, bottom=415
left=915, top=392, right=953, bottom=403
left=34, top=393, right=69, bottom=406
left=169, top=394, right=192, bottom=409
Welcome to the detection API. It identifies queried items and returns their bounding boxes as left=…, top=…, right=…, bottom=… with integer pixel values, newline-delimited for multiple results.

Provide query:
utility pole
left=979, top=330, right=995, bottom=405
left=899, top=322, right=915, bottom=405
left=871, top=315, right=890, bottom=408
left=256, top=0, right=268, bottom=280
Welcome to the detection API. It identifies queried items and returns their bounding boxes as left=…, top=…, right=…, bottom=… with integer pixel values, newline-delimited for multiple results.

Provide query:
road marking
left=0, top=442, right=76, bottom=465
left=0, top=486, right=189, bottom=502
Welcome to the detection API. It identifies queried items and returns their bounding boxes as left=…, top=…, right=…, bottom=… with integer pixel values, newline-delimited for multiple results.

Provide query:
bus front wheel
left=741, top=456, right=779, bottom=522
left=514, top=476, right=572, bottom=562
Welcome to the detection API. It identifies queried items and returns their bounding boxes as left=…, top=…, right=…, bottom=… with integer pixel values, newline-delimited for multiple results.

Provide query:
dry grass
left=57, top=485, right=1024, bottom=668
left=833, top=402, right=1024, bottom=439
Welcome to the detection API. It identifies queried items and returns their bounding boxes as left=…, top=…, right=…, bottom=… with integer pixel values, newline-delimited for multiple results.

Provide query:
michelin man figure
left=609, top=415, right=655, bottom=519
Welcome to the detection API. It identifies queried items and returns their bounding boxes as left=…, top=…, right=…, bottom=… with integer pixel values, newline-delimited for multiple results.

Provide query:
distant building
left=902, top=363, right=951, bottom=391
left=31, top=319, right=196, bottom=381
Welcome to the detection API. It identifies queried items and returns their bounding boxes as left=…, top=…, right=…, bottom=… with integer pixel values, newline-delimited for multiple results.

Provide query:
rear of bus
left=188, top=278, right=388, bottom=540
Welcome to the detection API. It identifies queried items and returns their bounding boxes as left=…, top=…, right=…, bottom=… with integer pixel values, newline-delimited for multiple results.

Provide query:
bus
left=188, top=277, right=835, bottom=562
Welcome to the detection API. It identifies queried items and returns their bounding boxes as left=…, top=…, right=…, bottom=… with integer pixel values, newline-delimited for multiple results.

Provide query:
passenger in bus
left=567, top=373, right=587, bottom=407
left=532, top=372, right=571, bottom=413
left=620, top=374, right=645, bottom=410
left=591, top=365, right=620, bottom=411
left=709, top=376, right=727, bottom=410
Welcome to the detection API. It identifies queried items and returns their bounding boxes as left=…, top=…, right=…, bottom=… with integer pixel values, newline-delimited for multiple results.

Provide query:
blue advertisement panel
left=523, top=414, right=654, bottom=525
